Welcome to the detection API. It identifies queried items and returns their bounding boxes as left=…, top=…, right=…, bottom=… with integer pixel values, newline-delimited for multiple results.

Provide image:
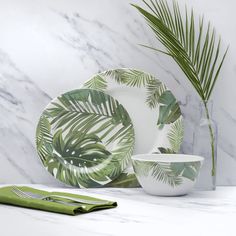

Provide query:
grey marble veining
left=0, top=50, right=63, bottom=185
left=0, top=0, right=235, bottom=185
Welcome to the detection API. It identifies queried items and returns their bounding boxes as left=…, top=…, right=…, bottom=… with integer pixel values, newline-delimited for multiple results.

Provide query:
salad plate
left=83, top=68, right=184, bottom=187
left=36, top=88, right=135, bottom=188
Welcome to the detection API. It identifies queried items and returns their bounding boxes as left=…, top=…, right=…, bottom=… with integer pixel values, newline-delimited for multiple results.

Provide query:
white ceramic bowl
left=132, top=154, right=204, bottom=196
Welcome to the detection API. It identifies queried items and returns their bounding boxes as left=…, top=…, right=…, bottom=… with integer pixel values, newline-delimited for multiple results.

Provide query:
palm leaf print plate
left=36, top=88, right=135, bottom=188
left=83, top=68, right=184, bottom=187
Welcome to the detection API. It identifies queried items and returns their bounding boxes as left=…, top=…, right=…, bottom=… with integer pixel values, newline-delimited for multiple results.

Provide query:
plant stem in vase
left=204, top=101, right=216, bottom=177
left=132, top=0, right=228, bottom=189
left=193, top=101, right=217, bottom=190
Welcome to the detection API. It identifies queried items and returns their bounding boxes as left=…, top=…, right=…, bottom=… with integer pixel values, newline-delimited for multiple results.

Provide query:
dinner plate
left=36, top=88, right=135, bottom=188
left=83, top=68, right=184, bottom=187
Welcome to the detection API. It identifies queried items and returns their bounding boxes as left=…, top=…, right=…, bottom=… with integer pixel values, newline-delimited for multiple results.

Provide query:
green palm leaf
left=133, top=160, right=182, bottom=187
left=83, top=75, right=107, bottom=91
left=132, top=0, right=228, bottom=176
left=157, top=147, right=176, bottom=154
left=103, top=69, right=170, bottom=110
left=132, top=0, right=228, bottom=101
left=52, top=129, right=111, bottom=167
left=105, top=173, right=140, bottom=187
left=146, top=78, right=166, bottom=108
left=45, top=155, right=106, bottom=187
left=104, top=69, right=153, bottom=87
left=36, top=116, right=53, bottom=162
left=37, top=89, right=135, bottom=188
left=157, top=90, right=181, bottom=127
left=83, top=70, right=184, bottom=187
left=170, top=161, right=201, bottom=181
left=167, top=117, right=184, bottom=152
left=46, top=89, right=132, bottom=136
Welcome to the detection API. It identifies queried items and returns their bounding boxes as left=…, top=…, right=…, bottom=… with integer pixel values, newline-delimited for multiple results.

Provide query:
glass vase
left=193, top=100, right=217, bottom=190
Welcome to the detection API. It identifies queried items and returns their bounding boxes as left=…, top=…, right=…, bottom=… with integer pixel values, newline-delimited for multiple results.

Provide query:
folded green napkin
left=0, top=186, right=117, bottom=215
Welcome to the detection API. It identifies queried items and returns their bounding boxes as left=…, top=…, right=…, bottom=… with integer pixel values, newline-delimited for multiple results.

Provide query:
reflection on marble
left=0, top=0, right=235, bottom=185
left=0, top=185, right=235, bottom=235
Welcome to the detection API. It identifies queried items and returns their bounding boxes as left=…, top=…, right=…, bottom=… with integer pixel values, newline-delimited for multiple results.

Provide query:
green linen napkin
left=0, top=186, right=117, bottom=215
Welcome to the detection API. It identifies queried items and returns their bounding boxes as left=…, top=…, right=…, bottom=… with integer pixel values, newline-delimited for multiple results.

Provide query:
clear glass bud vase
left=193, top=101, right=217, bottom=190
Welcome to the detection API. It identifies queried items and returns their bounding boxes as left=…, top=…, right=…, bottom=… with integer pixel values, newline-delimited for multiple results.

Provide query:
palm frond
left=83, top=75, right=107, bottom=91
left=170, top=161, right=201, bottom=181
left=52, top=129, right=111, bottom=168
left=103, top=69, right=127, bottom=84
left=146, top=78, right=167, bottom=108
left=103, top=69, right=172, bottom=112
left=36, top=116, right=53, bottom=162
left=157, top=147, right=176, bottom=154
left=104, top=69, right=153, bottom=87
left=132, top=0, right=228, bottom=101
left=157, top=90, right=181, bottom=127
left=46, top=89, right=133, bottom=134
left=151, top=162, right=182, bottom=186
left=133, top=160, right=182, bottom=187
left=45, top=155, right=108, bottom=188
left=105, top=173, right=140, bottom=187
left=38, top=89, right=135, bottom=187
left=167, top=117, right=184, bottom=152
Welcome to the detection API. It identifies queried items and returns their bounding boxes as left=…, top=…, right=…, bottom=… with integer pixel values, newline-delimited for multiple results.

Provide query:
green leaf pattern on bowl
left=132, top=160, right=201, bottom=187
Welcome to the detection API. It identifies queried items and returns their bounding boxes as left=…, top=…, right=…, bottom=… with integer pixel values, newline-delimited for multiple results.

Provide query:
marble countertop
left=0, top=185, right=235, bottom=236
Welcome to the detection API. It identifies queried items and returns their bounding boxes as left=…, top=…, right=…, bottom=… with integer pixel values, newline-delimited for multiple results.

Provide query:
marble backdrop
left=0, top=0, right=235, bottom=185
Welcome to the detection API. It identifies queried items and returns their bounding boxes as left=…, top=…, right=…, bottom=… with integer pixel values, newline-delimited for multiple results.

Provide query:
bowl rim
left=131, top=154, right=204, bottom=163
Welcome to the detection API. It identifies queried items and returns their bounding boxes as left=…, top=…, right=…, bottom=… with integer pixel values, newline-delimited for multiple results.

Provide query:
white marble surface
left=0, top=0, right=236, bottom=185
left=0, top=184, right=235, bottom=236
